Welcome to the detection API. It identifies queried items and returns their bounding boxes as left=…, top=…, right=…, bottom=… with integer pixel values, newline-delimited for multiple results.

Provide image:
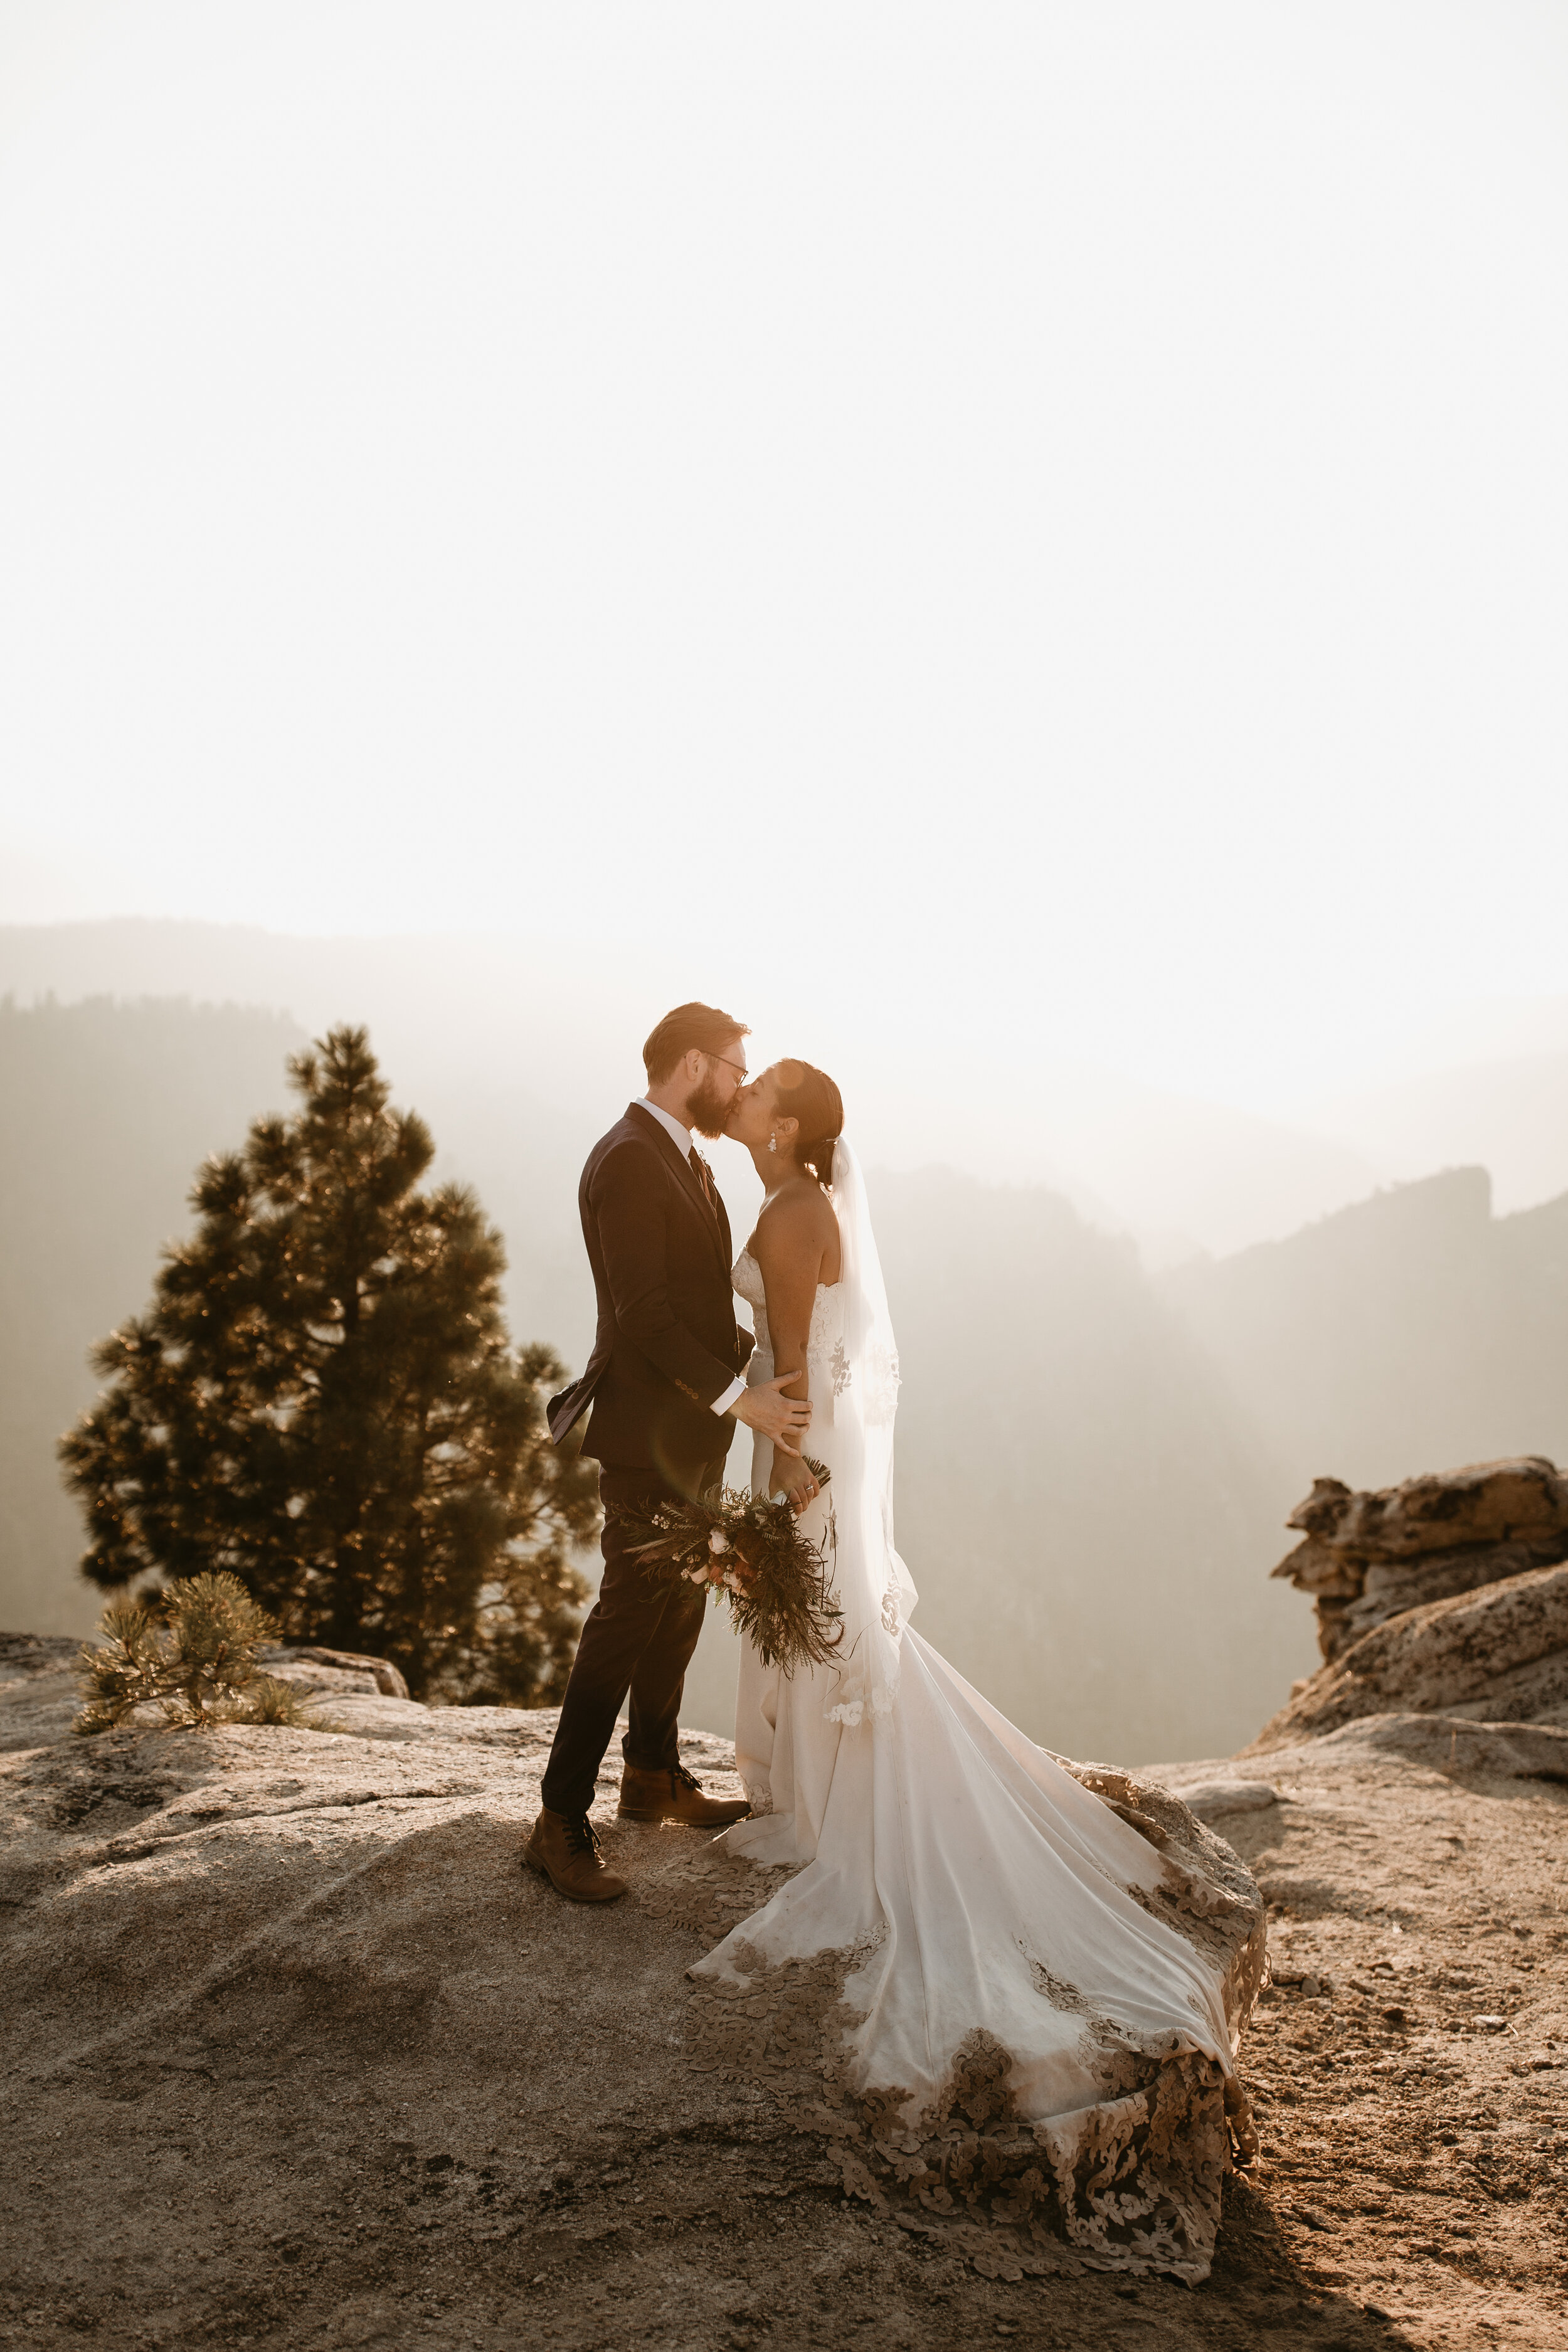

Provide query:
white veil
left=820, top=1137, right=918, bottom=1727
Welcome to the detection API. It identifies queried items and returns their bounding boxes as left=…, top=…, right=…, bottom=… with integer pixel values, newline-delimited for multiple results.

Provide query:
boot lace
left=671, top=1762, right=704, bottom=1796
left=563, top=1814, right=603, bottom=1860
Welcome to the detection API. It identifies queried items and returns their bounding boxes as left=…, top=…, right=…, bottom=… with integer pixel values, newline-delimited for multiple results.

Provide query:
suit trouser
left=539, top=1459, right=724, bottom=1820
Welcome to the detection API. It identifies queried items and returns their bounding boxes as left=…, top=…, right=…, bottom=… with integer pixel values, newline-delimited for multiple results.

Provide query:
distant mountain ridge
left=1300, top=1047, right=1568, bottom=1219
left=1163, top=1166, right=1568, bottom=1496
left=0, top=920, right=1388, bottom=1257
left=9, top=923, right=1568, bottom=1251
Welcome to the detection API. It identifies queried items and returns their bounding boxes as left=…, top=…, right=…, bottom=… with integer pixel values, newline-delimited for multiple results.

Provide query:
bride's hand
left=770, top=1454, right=820, bottom=1515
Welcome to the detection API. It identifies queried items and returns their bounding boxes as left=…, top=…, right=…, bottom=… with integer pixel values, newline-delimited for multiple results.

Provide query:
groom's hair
left=642, top=1002, right=750, bottom=1084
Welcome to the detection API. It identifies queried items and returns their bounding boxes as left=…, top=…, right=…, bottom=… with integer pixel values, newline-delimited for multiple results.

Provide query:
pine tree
left=59, top=1027, right=598, bottom=1703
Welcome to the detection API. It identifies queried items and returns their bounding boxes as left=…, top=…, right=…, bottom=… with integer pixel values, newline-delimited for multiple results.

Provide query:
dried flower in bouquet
left=622, top=1460, right=843, bottom=1675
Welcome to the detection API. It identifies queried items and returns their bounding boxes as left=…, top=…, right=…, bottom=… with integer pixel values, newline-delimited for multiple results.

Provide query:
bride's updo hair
left=774, top=1059, right=844, bottom=1190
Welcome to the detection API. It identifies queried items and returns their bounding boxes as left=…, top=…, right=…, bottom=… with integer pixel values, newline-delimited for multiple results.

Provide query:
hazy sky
left=3, top=1, right=1565, bottom=1108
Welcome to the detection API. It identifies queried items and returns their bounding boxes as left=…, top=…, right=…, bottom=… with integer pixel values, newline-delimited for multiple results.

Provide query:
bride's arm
left=752, top=1188, right=832, bottom=1508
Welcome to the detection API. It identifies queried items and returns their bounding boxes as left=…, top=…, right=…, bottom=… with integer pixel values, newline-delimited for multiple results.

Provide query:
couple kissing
left=524, top=998, right=1259, bottom=2282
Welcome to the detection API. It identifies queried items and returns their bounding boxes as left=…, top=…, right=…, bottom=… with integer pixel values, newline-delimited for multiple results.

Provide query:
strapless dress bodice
left=733, top=1248, right=847, bottom=1402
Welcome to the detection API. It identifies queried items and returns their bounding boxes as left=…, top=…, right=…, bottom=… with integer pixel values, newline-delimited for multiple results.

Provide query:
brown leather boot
left=523, top=1807, right=628, bottom=1902
left=617, top=1760, right=750, bottom=1826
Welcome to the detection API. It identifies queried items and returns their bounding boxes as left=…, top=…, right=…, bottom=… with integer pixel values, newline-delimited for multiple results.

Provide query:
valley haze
left=5, top=919, right=1567, bottom=1767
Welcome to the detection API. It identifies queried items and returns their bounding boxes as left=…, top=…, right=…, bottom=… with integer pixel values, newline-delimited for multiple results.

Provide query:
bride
left=693, top=1057, right=1259, bottom=2280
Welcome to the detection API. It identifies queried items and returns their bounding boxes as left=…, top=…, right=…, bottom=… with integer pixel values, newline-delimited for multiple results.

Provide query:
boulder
left=1279, top=1710, right=1568, bottom=1784
left=256, top=1645, right=411, bottom=1701
left=1165, top=1779, right=1279, bottom=1824
left=1271, top=1458, right=1568, bottom=1661
left=0, top=1631, right=554, bottom=1751
left=1251, top=1560, right=1568, bottom=1749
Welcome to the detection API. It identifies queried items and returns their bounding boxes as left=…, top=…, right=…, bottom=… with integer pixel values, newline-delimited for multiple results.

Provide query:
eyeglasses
left=704, top=1051, right=749, bottom=1081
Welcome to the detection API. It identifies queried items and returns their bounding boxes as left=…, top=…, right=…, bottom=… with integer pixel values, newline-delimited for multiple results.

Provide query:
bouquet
left=622, top=1459, right=843, bottom=1676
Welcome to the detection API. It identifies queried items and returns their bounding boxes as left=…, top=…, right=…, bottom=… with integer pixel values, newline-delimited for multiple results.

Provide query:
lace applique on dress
left=733, top=1248, right=847, bottom=1407
left=872, top=1343, right=901, bottom=1416
left=733, top=1246, right=864, bottom=1729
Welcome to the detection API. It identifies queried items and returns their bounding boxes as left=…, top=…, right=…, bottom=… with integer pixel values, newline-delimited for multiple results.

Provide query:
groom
left=526, top=1002, right=812, bottom=1902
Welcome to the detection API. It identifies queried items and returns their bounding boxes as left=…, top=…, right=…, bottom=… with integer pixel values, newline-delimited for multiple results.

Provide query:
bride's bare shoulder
left=753, top=1178, right=835, bottom=1260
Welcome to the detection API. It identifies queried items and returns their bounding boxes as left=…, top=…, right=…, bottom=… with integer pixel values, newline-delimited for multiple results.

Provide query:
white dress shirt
left=637, top=1097, right=747, bottom=1418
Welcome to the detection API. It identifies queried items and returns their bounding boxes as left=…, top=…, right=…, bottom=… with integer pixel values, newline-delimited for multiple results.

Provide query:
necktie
left=691, top=1150, right=720, bottom=1222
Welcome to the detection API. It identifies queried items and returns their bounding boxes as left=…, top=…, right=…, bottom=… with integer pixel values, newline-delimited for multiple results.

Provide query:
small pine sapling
left=73, top=1572, right=324, bottom=1733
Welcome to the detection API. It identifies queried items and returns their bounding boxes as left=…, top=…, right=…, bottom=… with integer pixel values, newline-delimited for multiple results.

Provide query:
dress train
left=687, top=1248, right=1261, bottom=2280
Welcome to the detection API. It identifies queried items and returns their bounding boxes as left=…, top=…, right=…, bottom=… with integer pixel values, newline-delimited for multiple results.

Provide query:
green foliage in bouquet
left=623, top=1459, right=843, bottom=1675
left=74, top=1571, right=322, bottom=1734
left=58, top=1025, right=600, bottom=1707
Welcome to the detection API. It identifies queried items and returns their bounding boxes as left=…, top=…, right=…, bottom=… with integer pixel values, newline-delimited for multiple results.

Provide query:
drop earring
left=768, top=1133, right=776, bottom=1153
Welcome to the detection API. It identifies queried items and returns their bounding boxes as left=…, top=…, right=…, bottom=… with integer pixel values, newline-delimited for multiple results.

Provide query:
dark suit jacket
left=547, top=1103, right=754, bottom=1493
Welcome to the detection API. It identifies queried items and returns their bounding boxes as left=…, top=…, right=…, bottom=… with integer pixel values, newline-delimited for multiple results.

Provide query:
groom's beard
left=685, top=1074, right=732, bottom=1138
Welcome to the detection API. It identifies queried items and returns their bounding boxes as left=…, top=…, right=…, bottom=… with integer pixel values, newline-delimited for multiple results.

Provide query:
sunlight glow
left=1, top=1, right=1565, bottom=1111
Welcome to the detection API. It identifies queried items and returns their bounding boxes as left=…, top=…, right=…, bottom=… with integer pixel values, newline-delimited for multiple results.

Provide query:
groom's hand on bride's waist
left=730, top=1374, right=812, bottom=1454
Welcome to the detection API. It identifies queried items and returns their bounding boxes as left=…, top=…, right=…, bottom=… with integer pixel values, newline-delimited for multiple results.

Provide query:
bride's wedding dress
left=689, top=1143, right=1259, bottom=2282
